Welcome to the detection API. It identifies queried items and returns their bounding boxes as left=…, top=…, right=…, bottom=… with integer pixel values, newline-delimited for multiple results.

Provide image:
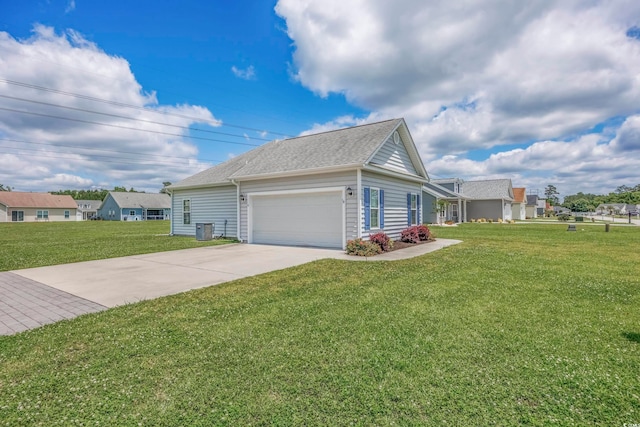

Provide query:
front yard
left=0, top=224, right=638, bottom=425
left=0, top=221, right=233, bottom=271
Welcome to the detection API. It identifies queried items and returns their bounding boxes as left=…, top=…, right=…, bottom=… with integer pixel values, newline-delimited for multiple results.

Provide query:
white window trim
left=410, top=193, right=418, bottom=226
left=183, top=198, right=191, bottom=225
left=370, top=187, right=380, bottom=230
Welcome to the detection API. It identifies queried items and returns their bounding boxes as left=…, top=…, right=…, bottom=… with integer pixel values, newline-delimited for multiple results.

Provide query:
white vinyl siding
left=171, top=186, right=237, bottom=237
left=361, top=171, right=422, bottom=240
left=370, top=133, right=418, bottom=175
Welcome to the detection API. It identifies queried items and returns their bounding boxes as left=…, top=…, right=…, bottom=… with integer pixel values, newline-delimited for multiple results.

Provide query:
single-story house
left=422, top=178, right=468, bottom=224
left=75, top=199, right=101, bottom=220
left=0, top=192, right=77, bottom=222
left=97, top=192, right=171, bottom=221
left=463, top=179, right=514, bottom=221
left=512, top=187, right=527, bottom=220
left=595, top=203, right=638, bottom=215
left=553, top=206, right=571, bottom=215
left=526, top=194, right=539, bottom=218
left=168, top=118, right=429, bottom=249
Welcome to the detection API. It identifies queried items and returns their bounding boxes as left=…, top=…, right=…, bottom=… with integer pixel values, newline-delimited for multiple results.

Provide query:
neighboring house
left=168, top=118, right=429, bottom=249
left=422, top=178, right=468, bottom=224
left=75, top=199, right=100, bottom=220
left=463, top=179, right=515, bottom=221
left=526, top=194, right=539, bottom=218
left=97, top=192, right=171, bottom=221
left=0, top=192, right=77, bottom=222
left=554, top=206, right=571, bottom=215
left=595, top=203, right=638, bottom=215
left=511, top=187, right=527, bottom=220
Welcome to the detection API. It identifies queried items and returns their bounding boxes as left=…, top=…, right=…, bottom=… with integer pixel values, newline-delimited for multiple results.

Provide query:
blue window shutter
left=380, top=189, right=385, bottom=229
left=364, top=187, right=370, bottom=231
left=407, top=193, right=411, bottom=226
left=417, top=194, right=421, bottom=224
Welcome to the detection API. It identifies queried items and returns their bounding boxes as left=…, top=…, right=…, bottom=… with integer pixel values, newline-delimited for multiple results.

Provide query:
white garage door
left=250, top=191, right=343, bottom=248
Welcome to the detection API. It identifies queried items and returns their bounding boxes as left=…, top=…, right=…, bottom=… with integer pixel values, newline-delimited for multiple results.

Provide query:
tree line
left=0, top=182, right=172, bottom=199
left=562, top=184, right=640, bottom=212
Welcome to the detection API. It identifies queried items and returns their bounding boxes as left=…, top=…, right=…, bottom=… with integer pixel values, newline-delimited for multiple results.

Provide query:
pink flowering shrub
left=369, top=232, right=394, bottom=252
left=400, top=225, right=432, bottom=243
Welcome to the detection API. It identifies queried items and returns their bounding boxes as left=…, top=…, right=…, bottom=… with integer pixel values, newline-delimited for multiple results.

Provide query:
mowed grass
left=1, top=224, right=639, bottom=425
left=0, top=221, right=234, bottom=271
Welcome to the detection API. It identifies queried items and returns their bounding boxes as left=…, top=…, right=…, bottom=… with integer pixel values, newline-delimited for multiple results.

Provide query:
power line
left=0, top=107, right=261, bottom=147
left=0, top=94, right=272, bottom=142
left=0, top=145, right=217, bottom=168
left=0, top=78, right=293, bottom=137
left=0, top=137, right=225, bottom=164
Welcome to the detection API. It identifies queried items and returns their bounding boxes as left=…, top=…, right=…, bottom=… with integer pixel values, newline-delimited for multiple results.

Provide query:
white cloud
left=65, top=0, right=76, bottom=14
left=231, top=65, right=256, bottom=80
left=0, top=26, right=218, bottom=192
left=276, top=0, right=640, bottom=194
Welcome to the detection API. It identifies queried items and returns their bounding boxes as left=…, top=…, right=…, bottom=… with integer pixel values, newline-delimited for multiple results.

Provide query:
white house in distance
left=0, top=192, right=78, bottom=222
left=512, top=187, right=527, bottom=220
left=168, top=118, right=429, bottom=249
left=75, top=199, right=101, bottom=220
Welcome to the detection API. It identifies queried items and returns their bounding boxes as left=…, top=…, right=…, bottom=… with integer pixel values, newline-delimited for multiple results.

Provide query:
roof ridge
left=280, top=118, right=401, bottom=143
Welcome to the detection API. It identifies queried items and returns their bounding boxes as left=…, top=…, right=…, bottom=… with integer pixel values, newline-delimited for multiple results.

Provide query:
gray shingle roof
left=75, top=200, right=101, bottom=210
left=423, top=182, right=466, bottom=199
left=106, top=192, right=171, bottom=209
left=171, top=119, right=415, bottom=189
left=526, top=195, right=538, bottom=205
left=462, top=179, right=514, bottom=201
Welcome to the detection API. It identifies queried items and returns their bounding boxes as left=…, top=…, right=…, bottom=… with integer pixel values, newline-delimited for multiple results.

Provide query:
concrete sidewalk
left=2, top=239, right=461, bottom=335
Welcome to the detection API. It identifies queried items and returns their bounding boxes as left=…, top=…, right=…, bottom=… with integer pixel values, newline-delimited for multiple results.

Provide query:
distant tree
left=0, top=184, right=12, bottom=191
left=113, top=186, right=127, bottom=192
left=160, top=181, right=172, bottom=194
left=544, top=185, right=560, bottom=206
left=569, top=198, right=589, bottom=213
left=50, top=189, right=108, bottom=200
left=615, top=185, right=632, bottom=194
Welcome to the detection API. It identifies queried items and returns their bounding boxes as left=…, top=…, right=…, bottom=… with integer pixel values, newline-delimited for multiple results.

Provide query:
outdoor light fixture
left=240, top=194, right=246, bottom=202
left=346, top=187, right=354, bottom=197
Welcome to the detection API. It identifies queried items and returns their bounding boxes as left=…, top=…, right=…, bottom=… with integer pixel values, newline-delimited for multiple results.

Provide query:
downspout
left=169, top=190, right=174, bottom=235
left=356, top=168, right=362, bottom=238
left=231, top=179, right=240, bottom=241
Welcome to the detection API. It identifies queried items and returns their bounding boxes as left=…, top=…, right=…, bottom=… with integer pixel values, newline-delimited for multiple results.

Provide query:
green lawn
left=0, top=221, right=234, bottom=271
left=1, top=224, right=639, bottom=425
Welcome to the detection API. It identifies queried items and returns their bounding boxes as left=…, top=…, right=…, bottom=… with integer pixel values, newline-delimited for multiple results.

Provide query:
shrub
left=557, top=213, right=570, bottom=221
left=346, top=238, right=382, bottom=257
left=400, top=225, right=432, bottom=243
left=369, top=232, right=393, bottom=252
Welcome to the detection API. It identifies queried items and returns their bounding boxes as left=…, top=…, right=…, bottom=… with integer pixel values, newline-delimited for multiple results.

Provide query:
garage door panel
left=251, top=191, right=343, bottom=248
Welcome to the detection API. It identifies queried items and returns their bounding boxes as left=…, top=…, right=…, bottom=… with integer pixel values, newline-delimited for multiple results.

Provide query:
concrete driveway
left=11, top=244, right=348, bottom=308
left=2, top=240, right=461, bottom=335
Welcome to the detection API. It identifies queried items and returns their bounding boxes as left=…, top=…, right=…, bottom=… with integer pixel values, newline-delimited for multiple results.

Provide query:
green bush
left=346, top=238, right=382, bottom=256
left=557, top=213, right=571, bottom=221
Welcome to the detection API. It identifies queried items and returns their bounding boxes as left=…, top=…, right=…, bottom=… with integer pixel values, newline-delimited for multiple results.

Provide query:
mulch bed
left=388, top=238, right=436, bottom=252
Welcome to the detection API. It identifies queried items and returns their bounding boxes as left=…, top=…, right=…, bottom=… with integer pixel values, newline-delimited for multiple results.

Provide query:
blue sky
left=2, top=0, right=640, bottom=197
